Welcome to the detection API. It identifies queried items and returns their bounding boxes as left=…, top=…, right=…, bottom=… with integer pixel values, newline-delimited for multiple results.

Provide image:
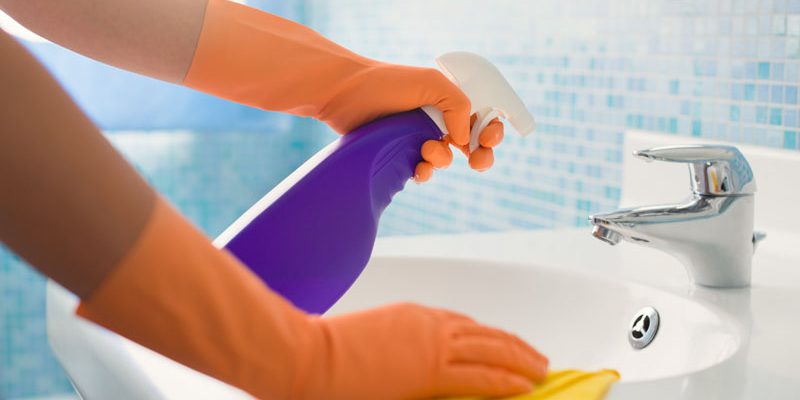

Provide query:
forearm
left=0, top=0, right=206, bottom=83
left=0, top=30, right=155, bottom=298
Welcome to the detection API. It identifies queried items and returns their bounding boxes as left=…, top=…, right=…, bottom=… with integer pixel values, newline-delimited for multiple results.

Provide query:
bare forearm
left=0, top=0, right=207, bottom=83
left=0, top=30, right=155, bottom=297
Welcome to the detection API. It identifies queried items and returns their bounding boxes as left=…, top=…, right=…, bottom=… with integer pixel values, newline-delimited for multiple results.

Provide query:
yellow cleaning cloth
left=451, top=369, right=620, bottom=400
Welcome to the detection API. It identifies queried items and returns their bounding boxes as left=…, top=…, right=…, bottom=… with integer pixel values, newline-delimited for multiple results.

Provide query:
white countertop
left=373, top=228, right=800, bottom=399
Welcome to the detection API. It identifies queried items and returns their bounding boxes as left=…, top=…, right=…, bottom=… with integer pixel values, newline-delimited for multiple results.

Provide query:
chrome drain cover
left=629, top=306, right=659, bottom=349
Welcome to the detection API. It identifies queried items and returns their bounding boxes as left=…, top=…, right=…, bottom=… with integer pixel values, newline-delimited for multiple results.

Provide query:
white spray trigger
left=421, top=52, right=535, bottom=153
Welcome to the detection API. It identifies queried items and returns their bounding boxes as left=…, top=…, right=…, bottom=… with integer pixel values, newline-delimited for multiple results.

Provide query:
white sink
left=46, top=130, right=800, bottom=398
left=46, top=255, right=743, bottom=399
left=329, top=257, right=742, bottom=383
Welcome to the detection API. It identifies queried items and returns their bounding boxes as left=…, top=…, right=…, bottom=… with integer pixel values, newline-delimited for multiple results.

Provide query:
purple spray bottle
left=213, top=52, right=535, bottom=314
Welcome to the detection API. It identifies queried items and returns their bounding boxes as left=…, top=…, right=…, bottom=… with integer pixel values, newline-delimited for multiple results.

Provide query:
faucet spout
left=590, top=197, right=722, bottom=244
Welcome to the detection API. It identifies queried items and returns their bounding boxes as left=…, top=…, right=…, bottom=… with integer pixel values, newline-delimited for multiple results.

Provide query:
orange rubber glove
left=77, top=198, right=548, bottom=399
left=183, top=0, right=504, bottom=183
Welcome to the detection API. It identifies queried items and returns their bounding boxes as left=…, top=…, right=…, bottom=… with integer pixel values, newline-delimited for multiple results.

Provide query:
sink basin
left=328, top=257, right=742, bottom=383
left=46, top=255, right=742, bottom=399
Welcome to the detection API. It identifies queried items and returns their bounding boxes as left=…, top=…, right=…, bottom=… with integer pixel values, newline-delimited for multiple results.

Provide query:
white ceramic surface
left=328, top=257, right=742, bottom=383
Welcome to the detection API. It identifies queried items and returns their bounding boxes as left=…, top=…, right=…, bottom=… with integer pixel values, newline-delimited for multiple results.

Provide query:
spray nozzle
left=422, top=52, right=535, bottom=152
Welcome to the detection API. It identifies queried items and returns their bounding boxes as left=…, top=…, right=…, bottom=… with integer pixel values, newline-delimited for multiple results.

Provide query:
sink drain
left=629, top=306, right=659, bottom=349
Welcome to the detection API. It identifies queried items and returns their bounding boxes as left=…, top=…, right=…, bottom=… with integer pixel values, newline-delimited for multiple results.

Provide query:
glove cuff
left=183, top=0, right=374, bottom=118
left=77, top=197, right=318, bottom=398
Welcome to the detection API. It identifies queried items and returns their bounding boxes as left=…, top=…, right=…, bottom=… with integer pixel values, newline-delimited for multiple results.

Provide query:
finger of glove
left=437, top=364, right=533, bottom=398
left=449, top=337, right=548, bottom=382
left=421, top=139, right=453, bottom=169
left=479, top=118, right=504, bottom=148
left=414, top=161, right=434, bottom=183
left=468, top=147, right=494, bottom=171
left=443, top=135, right=470, bottom=157
left=424, top=70, right=471, bottom=147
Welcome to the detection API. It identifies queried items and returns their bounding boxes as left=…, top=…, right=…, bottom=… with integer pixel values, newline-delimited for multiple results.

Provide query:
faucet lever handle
left=634, top=145, right=756, bottom=196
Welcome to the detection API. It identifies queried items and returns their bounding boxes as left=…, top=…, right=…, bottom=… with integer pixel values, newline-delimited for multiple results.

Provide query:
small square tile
left=773, top=15, right=787, bottom=35
left=758, top=62, right=771, bottom=79
left=772, top=85, right=785, bottom=103
left=785, top=131, right=798, bottom=149
left=771, top=108, right=784, bottom=125
left=789, top=16, right=800, bottom=36
left=786, top=86, right=799, bottom=104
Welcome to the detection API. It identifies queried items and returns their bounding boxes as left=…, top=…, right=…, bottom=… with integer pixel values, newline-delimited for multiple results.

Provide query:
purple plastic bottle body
left=219, top=109, right=442, bottom=314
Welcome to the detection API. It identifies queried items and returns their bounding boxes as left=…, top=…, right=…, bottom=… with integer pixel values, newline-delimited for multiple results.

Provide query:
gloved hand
left=183, top=0, right=504, bottom=183
left=306, top=303, right=547, bottom=399
left=77, top=198, right=548, bottom=399
left=416, top=116, right=504, bottom=182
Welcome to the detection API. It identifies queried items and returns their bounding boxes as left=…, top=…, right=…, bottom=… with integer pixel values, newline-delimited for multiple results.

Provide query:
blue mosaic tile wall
left=3, top=0, right=800, bottom=397
left=306, top=0, right=800, bottom=234
left=0, top=252, right=71, bottom=398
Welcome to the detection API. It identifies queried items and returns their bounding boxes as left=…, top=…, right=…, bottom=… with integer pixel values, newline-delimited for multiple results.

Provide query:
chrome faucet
left=589, top=145, right=763, bottom=288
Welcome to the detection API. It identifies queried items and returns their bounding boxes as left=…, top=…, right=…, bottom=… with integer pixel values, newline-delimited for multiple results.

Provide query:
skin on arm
left=0, top=0, right=206, bottom=83
left=0, top=29, right=155, bottom=298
